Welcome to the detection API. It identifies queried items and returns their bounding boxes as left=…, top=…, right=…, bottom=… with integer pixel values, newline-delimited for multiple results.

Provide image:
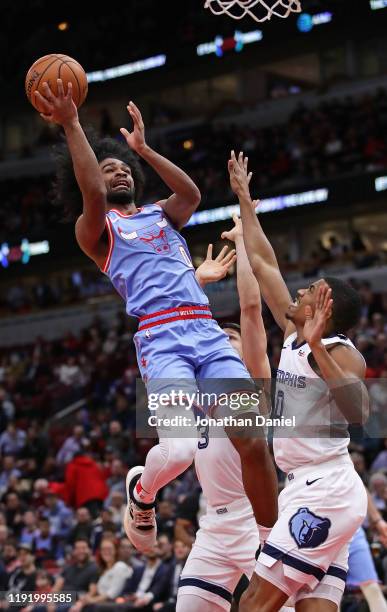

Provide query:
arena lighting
left=86, top=55, right=166, bottom=83
left=186, top=188, right=329, bottom=227
left=57, top=22, right=69, bottom=31
left=370, top=0, right=387, bottom=10
left=375, top=176, right=387, bottom=191
left=297, top=12, right=333, bottom=33
left=197, top=30, right=263, bottom=57
left=0, top=240, right=50, bottom=268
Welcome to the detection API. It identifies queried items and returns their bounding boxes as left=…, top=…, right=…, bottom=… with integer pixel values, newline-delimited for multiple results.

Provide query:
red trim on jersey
left=139, top=305, right=211, bottom=322
left=109, top=207, right=144, bottom=218
left=138, top=313, right=212, bottom=331
left=102, top=216, right=114, bottom=273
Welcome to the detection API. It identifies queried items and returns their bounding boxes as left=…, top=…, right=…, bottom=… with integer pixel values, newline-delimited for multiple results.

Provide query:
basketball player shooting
left=34, top=82, right=278, bottom=554
left=228, top=152, right=369, bottom=612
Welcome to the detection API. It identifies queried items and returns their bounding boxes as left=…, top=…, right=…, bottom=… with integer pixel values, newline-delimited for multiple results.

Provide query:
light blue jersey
left=102, top=203, right=254, bottom=402
left=102, top=204, right=208, bottom=318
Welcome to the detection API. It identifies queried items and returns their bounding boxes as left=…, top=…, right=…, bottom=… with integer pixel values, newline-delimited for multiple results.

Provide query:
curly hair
left=52, top=128, right=145, bottom=222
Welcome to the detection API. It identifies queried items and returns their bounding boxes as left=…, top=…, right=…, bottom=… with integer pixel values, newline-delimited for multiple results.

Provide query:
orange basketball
left=25, top=54, right=88, bottom=113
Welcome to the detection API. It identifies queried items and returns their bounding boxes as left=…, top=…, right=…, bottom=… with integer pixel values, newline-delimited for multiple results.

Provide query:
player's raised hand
left=303, top=284, right=333, bottom=348
left=195, top=244, right=236, bottom=287
left=120, top=101, right=147, bottom=154
left=228, top=150, right=252, bottom=197
left=35, top=80, right=78, bottom=126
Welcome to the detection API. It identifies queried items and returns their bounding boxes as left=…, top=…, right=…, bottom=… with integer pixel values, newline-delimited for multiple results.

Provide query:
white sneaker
left=124, top=466, right=157, bottom=553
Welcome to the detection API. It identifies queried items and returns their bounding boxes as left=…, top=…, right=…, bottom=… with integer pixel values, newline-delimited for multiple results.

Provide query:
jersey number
left=197, top=422, right=209, bottom=449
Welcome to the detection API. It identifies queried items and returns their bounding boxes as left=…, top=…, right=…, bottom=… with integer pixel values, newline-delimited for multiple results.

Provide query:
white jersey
left=273, top=332, right=364, bottom=474
left=194, top=425, right=248, bottom=508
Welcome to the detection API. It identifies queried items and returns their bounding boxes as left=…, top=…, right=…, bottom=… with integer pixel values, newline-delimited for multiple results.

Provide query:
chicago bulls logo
left=139, top=228, right=170, bottom=253
left=118, top=219, right=170, bottom=254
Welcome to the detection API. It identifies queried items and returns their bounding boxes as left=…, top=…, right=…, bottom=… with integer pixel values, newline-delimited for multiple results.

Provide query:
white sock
left=133, top=478, right=155, bottom=505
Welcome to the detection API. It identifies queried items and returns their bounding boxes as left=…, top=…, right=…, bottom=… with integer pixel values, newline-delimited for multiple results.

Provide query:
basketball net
left=204, top=0, right=302, bottom=23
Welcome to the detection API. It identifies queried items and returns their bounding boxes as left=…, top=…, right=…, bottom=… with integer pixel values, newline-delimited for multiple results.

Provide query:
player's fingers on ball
left=42, top=81, right=55, bottom=100
left=35, top=92, right=53, bottom=113
left=206, top=243, right=213, bottom=260
left=66, top=82, right=73, bottom=99
left=215, top=245, right=229, bottom=262
left=56, top=79, right=65, bottom=97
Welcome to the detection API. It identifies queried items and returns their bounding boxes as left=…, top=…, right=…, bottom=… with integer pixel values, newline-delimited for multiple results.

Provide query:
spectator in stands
left=92, top=509, right=118, bottom=552
left=0, top=524, right=9, bottom=555
left=371, top=439, right=387, bottom=472
left=369, top=473, right=387, bottom=515
left=0, top=456, right=21, bottom=496
left=157, top=535, right=174, bottom=569
left=154, top=539, right=190, bottom=612
left=56, top=426, right=85, bottom=466
left=4, top=492, right=26, bottom=536
left=70, top=537, right=132, bottom=611
left=57, top=356, right=85, bottom=389
left=40, top=490, right=73, bottom=541
left=118, top=537, right=143, bottom=571
left=19, top=511, right=39, bottom=547
left=52, top=538, right=98, bottom=596
left=105, top=459, right=126, bottom=499
left=105, top=491, right=125, bottom=528
left=7, top=543, right=37, bottom=593
left=19, top=425, right=48, bottom=469
left=156, top=502, right=175, bottom=541
left=104, top=421, right=129, bottom=460
left=63, top=442, right=108, bottom=518
left=0, top=422, right=26, bottom=456
left=93, top=544, right=171, bottom=611
left=68, top=508, right=94, bottom=545
left=32, top=517, right=59, bottom=565
left=3, top=539, right=20, bottom=574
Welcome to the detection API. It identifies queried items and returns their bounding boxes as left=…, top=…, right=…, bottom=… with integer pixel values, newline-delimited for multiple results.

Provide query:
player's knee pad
left=159, top=436, right=197, bottom=467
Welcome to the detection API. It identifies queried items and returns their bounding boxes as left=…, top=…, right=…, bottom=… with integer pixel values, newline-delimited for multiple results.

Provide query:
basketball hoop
left=204, top=0, right=302, bottom=23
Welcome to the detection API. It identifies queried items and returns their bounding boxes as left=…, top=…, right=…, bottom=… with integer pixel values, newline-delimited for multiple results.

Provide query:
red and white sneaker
left=123, top=466, right=157, bottom=554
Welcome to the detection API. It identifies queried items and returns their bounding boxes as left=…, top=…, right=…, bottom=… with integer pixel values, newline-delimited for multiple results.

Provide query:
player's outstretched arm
left=305, top=284, right=369, bottom=424
left=35, top=80, right=107, bottom=256
left=120, top=102, right=200, bottom=229
left=228, top=151, right=293, bottom=334
left=222, top=213, right=271, bottom=382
